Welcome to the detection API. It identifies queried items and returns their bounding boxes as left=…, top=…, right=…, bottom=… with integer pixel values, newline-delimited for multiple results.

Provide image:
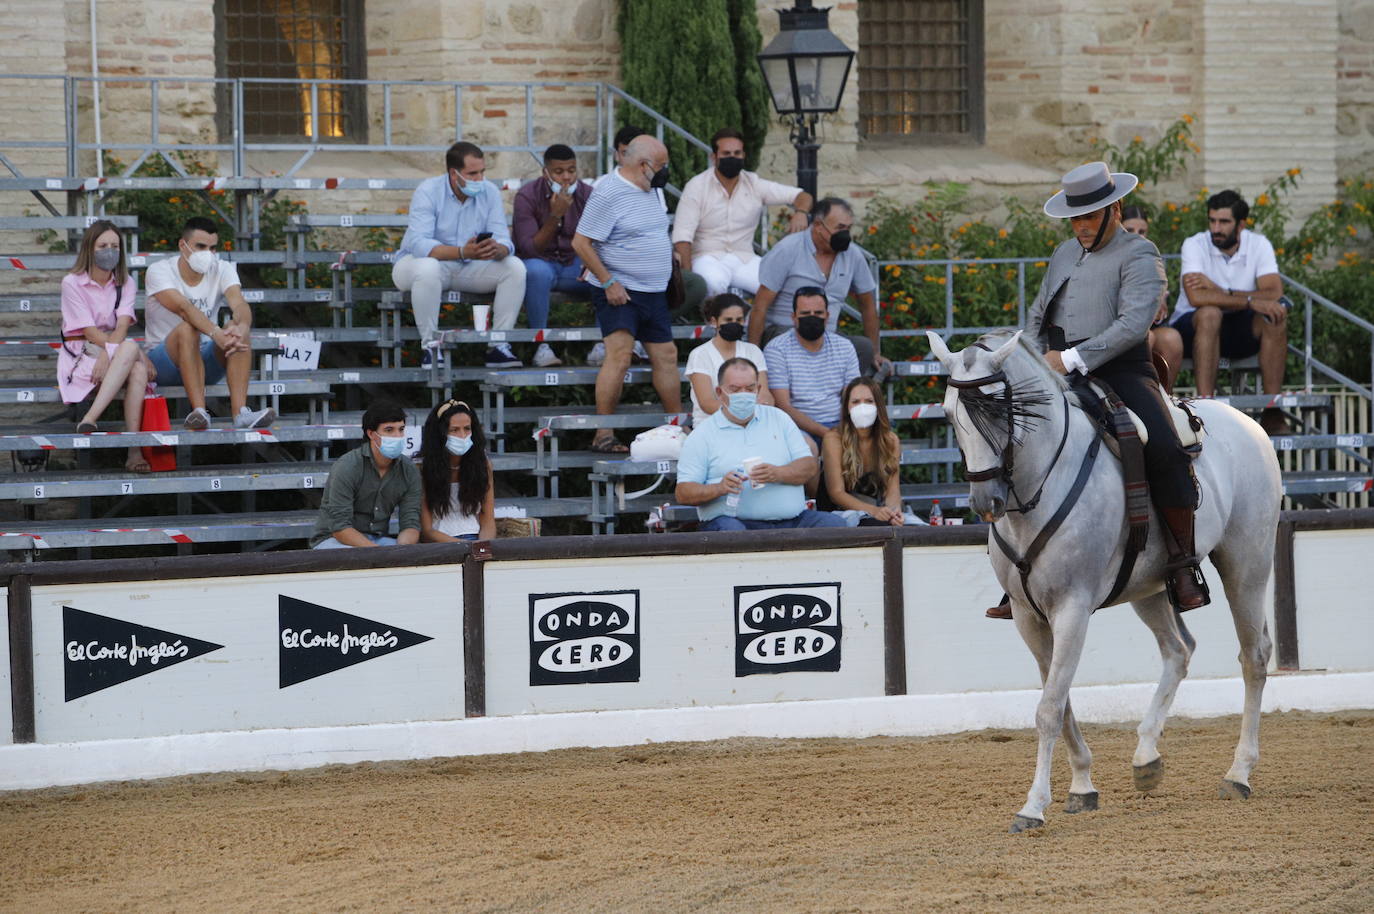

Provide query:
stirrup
left=1165, top=561, right=1210, bottom=610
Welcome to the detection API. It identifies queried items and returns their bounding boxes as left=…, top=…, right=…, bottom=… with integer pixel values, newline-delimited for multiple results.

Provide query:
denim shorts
left=147, top=338, right=226, bottom=387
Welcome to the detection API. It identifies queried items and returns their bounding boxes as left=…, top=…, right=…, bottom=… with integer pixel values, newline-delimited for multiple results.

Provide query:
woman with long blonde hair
left=59, top=220, right=155, bottom=472
left=821, top=377, right=904, bottom=525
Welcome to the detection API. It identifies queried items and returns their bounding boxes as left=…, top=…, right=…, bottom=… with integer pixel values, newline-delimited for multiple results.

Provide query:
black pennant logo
left=63, top=606, right=224, bottom=702
left=278, top=596, right=433, bottom=688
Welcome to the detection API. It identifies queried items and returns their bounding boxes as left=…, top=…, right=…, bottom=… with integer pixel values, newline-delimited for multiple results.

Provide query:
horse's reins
left=949, top=361, right=1135, bottom=621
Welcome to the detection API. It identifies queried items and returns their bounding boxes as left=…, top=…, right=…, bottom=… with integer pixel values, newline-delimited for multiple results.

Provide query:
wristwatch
left=1246, top=294, right=1253, bottom=306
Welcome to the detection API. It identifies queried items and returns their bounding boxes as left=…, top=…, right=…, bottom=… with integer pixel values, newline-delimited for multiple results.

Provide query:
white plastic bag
left=629, top=424, right=686, bottom=461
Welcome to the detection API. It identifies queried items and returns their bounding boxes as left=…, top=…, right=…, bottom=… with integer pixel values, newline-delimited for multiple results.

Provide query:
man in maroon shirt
left=513, top=143, right=595, bottom=368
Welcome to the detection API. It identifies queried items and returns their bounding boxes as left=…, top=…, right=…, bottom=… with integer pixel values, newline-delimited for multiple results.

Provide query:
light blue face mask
left=726, top=391, right=757, bottom=420
left=376, top=434, right=406, bottom=459
left=446, top=434, right=473, bottom=456
left=461, top=176, right=486, bottom=196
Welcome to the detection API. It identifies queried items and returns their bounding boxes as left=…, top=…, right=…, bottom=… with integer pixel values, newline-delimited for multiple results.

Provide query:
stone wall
left=1339, top=0, right=1374, bottom=177
left=0, top=0, right=1362, bottom=218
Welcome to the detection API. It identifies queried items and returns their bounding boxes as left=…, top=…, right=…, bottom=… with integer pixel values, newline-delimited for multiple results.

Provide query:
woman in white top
left=684, top=293, right=772, bottom=425
left=419, top=399, right=496, bottom=542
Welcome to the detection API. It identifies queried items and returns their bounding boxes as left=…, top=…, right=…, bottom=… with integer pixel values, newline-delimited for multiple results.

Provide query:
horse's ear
left=926, top=331, right=955, bottom=367
left=988, top=330, right=1024, bottom=369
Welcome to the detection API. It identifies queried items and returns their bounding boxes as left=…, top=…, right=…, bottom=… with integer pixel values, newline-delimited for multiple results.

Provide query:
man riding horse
left=1024, top=161, right=1206, bottom=612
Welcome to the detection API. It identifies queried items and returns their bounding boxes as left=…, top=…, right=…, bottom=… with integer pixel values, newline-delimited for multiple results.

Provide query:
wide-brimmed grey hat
left=1043, top=161, right=1139, bottom=218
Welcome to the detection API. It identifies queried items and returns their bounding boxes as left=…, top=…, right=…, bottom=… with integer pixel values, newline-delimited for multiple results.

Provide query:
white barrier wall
left=30, top=567, right=463, bottom=743
left=1293, top=529, right=1374, bottom=673
left=482, top=548, right=887, bottom=716
left=0, top=587, right=10, bottom=745
left=902, top=545, right=1276, bottom=694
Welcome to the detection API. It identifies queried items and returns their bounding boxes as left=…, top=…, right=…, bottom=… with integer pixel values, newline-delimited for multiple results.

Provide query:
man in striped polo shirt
left=764, top=286, right=860, bottom=444
left=572, top=135, right=683, bottom=452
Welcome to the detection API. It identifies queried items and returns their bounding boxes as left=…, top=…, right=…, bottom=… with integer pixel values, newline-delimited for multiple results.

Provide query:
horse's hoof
left=1009, top=814, right=1045, bottom=834
left=1064, top=791, right=1099, bottom=814
left=1218, top=779, right=1251, bottom=800
left=1133, top=757, right=1165, bottom=793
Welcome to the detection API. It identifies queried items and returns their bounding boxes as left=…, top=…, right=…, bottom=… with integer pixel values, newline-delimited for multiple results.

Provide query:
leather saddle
left=1074, top=377, right=1205, bottom=458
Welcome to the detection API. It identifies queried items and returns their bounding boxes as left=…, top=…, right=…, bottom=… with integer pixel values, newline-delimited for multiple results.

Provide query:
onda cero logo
left=529, top=590, right=639, bottom=686
left=734, top=583, right=841, bottom=676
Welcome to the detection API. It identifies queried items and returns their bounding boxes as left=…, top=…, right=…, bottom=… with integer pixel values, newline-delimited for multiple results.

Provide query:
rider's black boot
left=1160, top=506, right=1210, bottom=612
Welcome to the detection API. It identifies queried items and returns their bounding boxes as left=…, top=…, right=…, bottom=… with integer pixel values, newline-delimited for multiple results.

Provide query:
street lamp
left=756, top=0, right=855, bottom=200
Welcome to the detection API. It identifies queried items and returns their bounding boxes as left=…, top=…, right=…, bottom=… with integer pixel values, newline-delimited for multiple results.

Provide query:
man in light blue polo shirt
left=572, top=135, right=683, bottom=452
left=393, top=141, right=526, bottom=369
left=676, top=357, right=846, bottom=532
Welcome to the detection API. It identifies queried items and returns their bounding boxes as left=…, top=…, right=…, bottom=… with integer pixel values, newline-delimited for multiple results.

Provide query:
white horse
left=927, top=329, right=1281, bottom=833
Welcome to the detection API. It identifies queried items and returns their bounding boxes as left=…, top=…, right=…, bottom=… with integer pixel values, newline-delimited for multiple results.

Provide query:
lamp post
left=756, top=0, right=855, bottom=201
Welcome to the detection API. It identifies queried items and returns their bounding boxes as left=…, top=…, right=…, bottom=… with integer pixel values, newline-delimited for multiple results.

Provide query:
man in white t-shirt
left=671, top=127, right=812, bottom=298
left=143, top=216, right=273, bottom=430
left=1169, top=190, right=1288, bottom=419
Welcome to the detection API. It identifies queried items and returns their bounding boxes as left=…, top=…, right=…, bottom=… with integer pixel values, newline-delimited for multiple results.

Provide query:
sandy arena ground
left=1, top=710, right=1371, bottom=913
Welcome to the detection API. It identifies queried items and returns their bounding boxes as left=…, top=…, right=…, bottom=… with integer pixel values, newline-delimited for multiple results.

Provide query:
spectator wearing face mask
left=822, top=377, right=905, bottom=526
left=671, top=127, right=813, bottom=298
left=513, top=143, right=595, bottom=368
left=685, top=293, right=772, bottom=425
left=393, top=141, right=526, bottom=369
left=764, top=287, right=860, bottom=443
left=748, top=197, right=887, bottom=376
left=144, top=215, right=274, bottom=431
left=310, top=401, right=422, bottom=549
left=418, top=398, right=495, bottom=542
left=675, top=357, right=846, bottom=532
left=572, top=135, right=684, bottom=453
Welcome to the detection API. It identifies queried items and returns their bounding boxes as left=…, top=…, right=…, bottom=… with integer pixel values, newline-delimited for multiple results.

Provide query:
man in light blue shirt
left=571, top=135, right=683, bottom=452
left=393, top=141, right=526, bottom=368
left=675, top=357, right=846, bottom=532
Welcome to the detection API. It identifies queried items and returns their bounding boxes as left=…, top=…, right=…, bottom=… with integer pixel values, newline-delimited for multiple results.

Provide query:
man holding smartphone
left=393, top=141, right=526, bottom=368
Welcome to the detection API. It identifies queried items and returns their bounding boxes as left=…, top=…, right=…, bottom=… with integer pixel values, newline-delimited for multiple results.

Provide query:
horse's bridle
left=946, top=369, right=1070, bottom=515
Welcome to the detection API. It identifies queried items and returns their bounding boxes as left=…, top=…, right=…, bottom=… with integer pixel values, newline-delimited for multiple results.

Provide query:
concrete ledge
left=2, top=670, right=1369, bottom=792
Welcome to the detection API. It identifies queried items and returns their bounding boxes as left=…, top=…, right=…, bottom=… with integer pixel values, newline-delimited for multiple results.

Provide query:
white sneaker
left=632, top=341, right=648, bottom=362
left=533, top=343, right=562, bottom=367
left=587, top=341, right=606, bottom=366
left=234, top=406, right=276, bottom=429
left=183, top=407, right=212, bottom=431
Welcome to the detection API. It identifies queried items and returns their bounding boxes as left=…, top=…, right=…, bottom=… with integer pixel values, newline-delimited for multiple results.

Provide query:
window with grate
left=858, top=0, right=984, bottom=142
left=215, top=0, right=366, bottom=141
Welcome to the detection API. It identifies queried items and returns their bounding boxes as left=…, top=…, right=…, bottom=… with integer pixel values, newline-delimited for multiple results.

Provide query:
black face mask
left=797, top=315, right=826, bottom=341
left=828, top=229, right=852, bottom=253
left=648, top=164, right=670, bottom=189
left=716, top=157, right=745, bottom=179
left=717, top=321, right=745, bottom=342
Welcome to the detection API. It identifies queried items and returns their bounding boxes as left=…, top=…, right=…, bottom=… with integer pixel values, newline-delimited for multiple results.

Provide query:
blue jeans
left=699, top=510, right=847, bottom=532
left=522, top=257, right=591, bottom=330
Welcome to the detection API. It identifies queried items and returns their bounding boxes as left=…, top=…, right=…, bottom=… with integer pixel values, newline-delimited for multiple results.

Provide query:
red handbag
left=139, top=395, right=177, bottom=472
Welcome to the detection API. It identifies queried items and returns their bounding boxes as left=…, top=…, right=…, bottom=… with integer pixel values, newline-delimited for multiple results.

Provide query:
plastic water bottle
left=724, top=469, right=743, bottom=516
left=929, top=499, right=944, bottom=526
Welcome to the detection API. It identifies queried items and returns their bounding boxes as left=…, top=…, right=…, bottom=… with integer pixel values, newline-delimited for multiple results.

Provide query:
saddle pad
left=1083, top=378, right=1202, bottom=449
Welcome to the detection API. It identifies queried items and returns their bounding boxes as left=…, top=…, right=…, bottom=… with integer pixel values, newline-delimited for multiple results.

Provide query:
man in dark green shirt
left=310, top=401, right=423, bottom=548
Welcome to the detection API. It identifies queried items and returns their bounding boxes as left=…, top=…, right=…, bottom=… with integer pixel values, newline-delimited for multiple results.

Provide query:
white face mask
left=849, top=403, right=879, bottom=429
left=184, top=249, right=217, bottom=275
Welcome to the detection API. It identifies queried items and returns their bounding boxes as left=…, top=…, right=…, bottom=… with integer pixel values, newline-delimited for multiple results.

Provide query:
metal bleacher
left=2, top=74, right=1370, bottom=557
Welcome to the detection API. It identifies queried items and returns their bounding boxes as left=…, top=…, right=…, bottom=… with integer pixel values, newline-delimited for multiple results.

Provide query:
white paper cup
left=741, top=456, right=765, bottom=489
left=472, top=304, right=491, bottom=331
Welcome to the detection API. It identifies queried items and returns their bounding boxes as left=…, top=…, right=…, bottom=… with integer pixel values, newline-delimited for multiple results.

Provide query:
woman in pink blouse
left=59, top=220, right=154, bottom=472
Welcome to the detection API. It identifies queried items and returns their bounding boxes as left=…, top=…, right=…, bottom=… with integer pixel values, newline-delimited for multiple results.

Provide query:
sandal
left=589, top=435, right=629, bottom=454
left=77, top=421, right=98, bottom=435
left=125, top=455, right=152, bottom=474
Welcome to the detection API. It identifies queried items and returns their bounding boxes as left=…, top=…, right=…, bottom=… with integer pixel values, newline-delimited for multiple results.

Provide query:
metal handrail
left=0, top=74, right=609, bottom=179
left=873, top=255, right=1373, bottom=424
